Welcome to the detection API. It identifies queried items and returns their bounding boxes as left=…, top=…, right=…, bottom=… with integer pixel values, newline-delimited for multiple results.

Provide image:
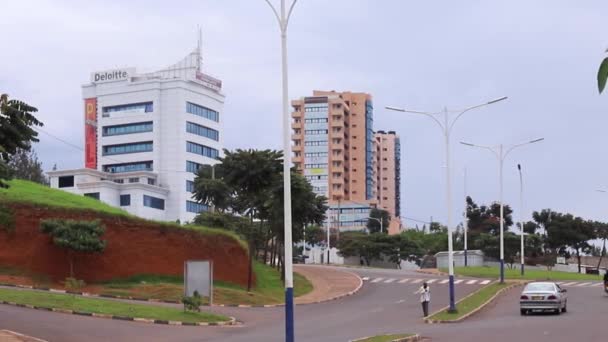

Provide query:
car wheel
left=555, top=308, right=561, bottom=315
left=520, top=309, right=527, bottom=316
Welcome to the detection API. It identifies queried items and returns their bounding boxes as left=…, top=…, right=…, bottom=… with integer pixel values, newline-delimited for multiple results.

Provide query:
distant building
left=49, top=42, right=223, bottom=223
left=375, top=130, right=401, bottom=219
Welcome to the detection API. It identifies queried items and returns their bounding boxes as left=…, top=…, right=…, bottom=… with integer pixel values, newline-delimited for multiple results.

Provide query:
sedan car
left=520, top=282, right=567, bottom=315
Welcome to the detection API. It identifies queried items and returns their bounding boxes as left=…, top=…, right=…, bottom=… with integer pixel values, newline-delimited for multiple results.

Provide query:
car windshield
left=524, top=283, right=555, bottom=292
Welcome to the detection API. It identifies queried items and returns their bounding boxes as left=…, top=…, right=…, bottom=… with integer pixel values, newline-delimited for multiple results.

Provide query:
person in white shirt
left=414, top=282, right=431, bottom=317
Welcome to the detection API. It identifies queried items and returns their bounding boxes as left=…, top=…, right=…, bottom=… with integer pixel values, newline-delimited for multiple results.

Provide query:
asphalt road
left=1, top=267, right=606, bottom=341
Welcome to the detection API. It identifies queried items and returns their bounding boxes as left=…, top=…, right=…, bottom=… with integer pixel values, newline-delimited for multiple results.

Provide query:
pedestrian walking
left=414, top=282, right=431, bottom=317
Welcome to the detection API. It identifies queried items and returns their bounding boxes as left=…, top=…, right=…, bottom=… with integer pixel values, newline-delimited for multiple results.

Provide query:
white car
left=519, top=282, right=567, bottom=315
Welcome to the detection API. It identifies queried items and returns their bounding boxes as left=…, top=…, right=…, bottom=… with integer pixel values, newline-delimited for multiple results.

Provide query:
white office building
left=48, top=43, right=224, bottom=223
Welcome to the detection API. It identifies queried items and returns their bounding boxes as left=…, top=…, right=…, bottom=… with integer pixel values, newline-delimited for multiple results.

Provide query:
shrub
left=0, top=203, right=15, bottom=233
left=64, top=277, right=86, bottom=290
left=182, top=290, right=202, bottom=312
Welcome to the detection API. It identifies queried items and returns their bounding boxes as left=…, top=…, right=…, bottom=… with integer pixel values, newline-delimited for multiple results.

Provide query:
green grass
left=355, top=334, right=414, bottom=342
left=444, top=266, right=603, bottom=281
left=429, top=282, right=509, bottom=321
left=0, top=288, right=228, bottom=323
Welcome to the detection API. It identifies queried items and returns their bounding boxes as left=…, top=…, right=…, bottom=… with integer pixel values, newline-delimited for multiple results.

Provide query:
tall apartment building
left=375, top=131, right=401, bottom=219
left=48, top=44, right=223, bottom=223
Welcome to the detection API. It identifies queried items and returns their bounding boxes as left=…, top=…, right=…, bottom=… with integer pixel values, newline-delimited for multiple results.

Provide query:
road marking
left=395, top=299, right=406, bottom=304
left=411, top=279, right=423, bottom=284
left=371, top=278, right=384, bottom=283
left=439, top=279, right=449, bottom=284
left=384, top=278, right=396, bottom=283
left=466, top=280, right=478, bottom=285
left=398, top=278, right=410, bottom=283
left=591, top=282, right=603, bottom=287
left=480, top=280, right=491, bottom=285
left=576, top=282, right=592, bottom=287
left=562, top=282, right=577, bottom=286
left=426, top=279, right=437, bottom=284
left=362, top=277, right=370, bottom=281
left=556, top=282, right=565, bottom=285
left=454, top=279, right=464, bottom=284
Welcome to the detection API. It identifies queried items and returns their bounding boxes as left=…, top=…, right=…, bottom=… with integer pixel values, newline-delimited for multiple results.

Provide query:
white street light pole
left=464, top=168, right=468, bottom=267
left=263, top=1, right=298, bottom=340
left=518, top=164, right=525, bottom=276
left=386, top=96, right=507, bottom=312
left=460, top=138, right=544, bottom=283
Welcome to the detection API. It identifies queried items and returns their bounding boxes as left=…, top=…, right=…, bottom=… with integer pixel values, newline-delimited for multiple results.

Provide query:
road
left=1, top=267, right=606, bottom=341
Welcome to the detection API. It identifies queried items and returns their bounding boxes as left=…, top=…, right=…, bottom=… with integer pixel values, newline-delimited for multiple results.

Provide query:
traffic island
left=350, top=333, right=420, bottom=342
left=0, top=287, right=235, bottom=326
left=425, top=281, right=522, bottom=323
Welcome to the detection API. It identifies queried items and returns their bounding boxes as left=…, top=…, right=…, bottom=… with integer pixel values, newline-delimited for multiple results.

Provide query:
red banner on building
left=84, top=98, right=97, bottom=169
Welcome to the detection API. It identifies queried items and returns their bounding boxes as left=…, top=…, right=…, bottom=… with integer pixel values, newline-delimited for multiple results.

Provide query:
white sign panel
left=91, top=68, right=135, bottom=84
left=556, top=256, right=566, bottom=264
left=184, top=260, right=213, bottom=304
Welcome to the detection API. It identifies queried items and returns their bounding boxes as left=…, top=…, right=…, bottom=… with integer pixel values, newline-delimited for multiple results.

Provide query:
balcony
left=331, top=119, right=344, bottom=128
left=292, top=121, right=303, bottom=129
left=331, top=153, right=344, bottom=162
left=292, top=144, right=303, bottom=152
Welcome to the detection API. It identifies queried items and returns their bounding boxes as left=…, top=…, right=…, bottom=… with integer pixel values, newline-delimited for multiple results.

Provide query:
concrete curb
left=416, top=269, right=447, bottom=276
left=0, top=300, right=237, bottom=327
left=1, top=329, right=49, bottom=342
left=350, top=333, right=421, bottom=342
left=425, top=281, right=524, bottom=324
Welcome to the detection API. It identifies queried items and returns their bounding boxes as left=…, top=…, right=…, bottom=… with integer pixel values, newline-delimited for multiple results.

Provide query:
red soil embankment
left=0, top=204, right=251, bottom=286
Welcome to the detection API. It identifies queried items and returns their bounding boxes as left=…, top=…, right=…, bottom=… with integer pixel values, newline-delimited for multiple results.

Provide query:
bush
left=0, top=203, right=15, bottom=233
left=64, top=277, right=86, bottom=290
left=182, top=290, right=202, bottom=312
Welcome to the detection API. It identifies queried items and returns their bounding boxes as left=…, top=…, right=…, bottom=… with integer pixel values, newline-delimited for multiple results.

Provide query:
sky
left=2, top=0, right=608, bottom=230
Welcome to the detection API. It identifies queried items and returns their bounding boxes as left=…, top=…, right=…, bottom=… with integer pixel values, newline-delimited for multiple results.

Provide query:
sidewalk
left=294, top=265, right=362, bottom=304
left=0, top=330, right=46, bottom=342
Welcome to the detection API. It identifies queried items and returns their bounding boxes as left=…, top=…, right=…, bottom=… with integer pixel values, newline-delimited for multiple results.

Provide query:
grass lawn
left=355, top=334, right=414, bottom=342
left=98, top=262, right=313, bottom=305
left=429, top=282, right=509, bottom=321
left=444, top=266, right=603, bottom=281
left=0, top=288, right=228, bottom=323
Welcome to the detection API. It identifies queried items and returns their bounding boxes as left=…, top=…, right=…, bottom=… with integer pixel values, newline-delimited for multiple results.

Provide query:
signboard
left=184, top=260, right=213, bottom=304
left=84, top=98, right=97, bottom=169
left=196, top=72, right=222, bottom=92
left=556, top=256, right=566, bottom=264
left=90, top=68, right=134, bottom=84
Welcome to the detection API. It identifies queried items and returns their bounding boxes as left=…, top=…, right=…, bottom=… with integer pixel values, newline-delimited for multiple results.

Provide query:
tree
left=8, top=147, right=48, bottom=185
left=594, top=221, right=608, bottom=271
left=337, top=232, right=422, bottom=266
left=598, top=49, right=608, bottom=94
left=543, top=212, right=596, bottom=273
left=465, top=196, right=513, bottom=237
left=0, top=94, right=44, bottom=187
left=304, top=225, right=325, bottom=247
left=40, top=219, right=106, bottom=278
left=367, top=208, right=390, bottom=234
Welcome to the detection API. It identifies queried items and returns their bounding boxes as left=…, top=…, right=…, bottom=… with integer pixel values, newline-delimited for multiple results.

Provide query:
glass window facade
left=103, top=161, right=153, bottom=173
left=58, top=176, right=74, bottom=188
left=303, top=102, right=329, bottom=198
left=186, top=122, right=219, bottom=141
left=186, top=180, right=195, bottom=192
left=187, top=141, right=219, bottom=159
left=365, top=100, right=374, bottom=200
left=143, top=195, right=164, bottom=210
left=187, top=102, right=219, bottom=122
left=120, top=194, right=131, bottom=206
left=186, top=161, right=203, bottom=173
left=103, top=141, right=152, bottom=156
left=102, top=102, right=153, bottom=117
left=102, top=121, right=152, bottom=136
left=187, top=200, right=208, bottom=213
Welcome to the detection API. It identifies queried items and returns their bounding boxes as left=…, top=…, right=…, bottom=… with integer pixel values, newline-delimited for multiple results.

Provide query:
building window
left=143, top=195, right=165, bottom=210
left=186, top=180, right=195, bottom=192
left=58, top=176, right=74, bottom=188
left=103, top=161, right=153, bottom=173
left=304, top=152, right=328, bottom=157
left=187, top=102, right=219, bottom=122
left=186, top=122, right=219, bottom=141
left=383, top=148, right=388, bottom=151
left=84, top=192, right=100, bottom=200
left=113, top=179, right=124, bottom=184
left=128, top=178, right=139, bottom=183
left=102, top=102, right=153, bottom=117
left=103, top=141, right=152, bottom=156
left=120, top=194, right=131, bottom=206
left=305, top=129, right=328, bottom=135
left=147, top=178, right=155, bottom=185
left=187, top=200, right=208, bottom=213
left=187, top=141, right=219, bottom=159
left=304, top=140, right=328, bottom=146
left=102, top=121, right=153, bottom=136
left=187, top=161, right=203, bottom=173
left=305, top=163, right=328, bottom=169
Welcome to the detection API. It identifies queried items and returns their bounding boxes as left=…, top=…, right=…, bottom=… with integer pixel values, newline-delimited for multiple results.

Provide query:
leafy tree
left=8, top=147, right=48, bottom=185
left=598, top=49, right=608, bottom=94
left=594, top=221, right=608, bottom=271
left=367, top=208, right=390, bottom=234
left=337, top=232, right=422, bottom=266
left=40, top=219, right=106, bottom=278
left=401, top=229, right=447, bottom=255
left=466, top=196, right=513, bottom=237
left=0, top=94, right=43, bottom=187
left=304, top=224, right=325, bottom=247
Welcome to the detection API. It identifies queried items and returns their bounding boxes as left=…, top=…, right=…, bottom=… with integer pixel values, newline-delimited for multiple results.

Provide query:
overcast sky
left=2, top=0, right=608, bottom=229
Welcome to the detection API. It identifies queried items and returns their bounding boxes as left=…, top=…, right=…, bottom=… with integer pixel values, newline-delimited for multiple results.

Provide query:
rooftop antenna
left=197, top=26, right=203, bottom=71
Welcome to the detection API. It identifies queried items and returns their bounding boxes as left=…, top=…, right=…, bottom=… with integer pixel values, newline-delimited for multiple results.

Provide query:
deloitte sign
left=90, top=68, right=134, bottom=84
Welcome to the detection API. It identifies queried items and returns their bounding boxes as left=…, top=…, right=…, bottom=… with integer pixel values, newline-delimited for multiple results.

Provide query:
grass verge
left=444, top=266, right=602, bottom=281
left=428, top=282, right=509, bottom=321
left=355, top=334, right=414, bottom=342
left=0, top=288, right=228, bottom=323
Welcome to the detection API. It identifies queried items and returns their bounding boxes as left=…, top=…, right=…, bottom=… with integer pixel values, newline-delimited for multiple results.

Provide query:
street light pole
left=386, top=96, right=507, bottom=313
left=464, top=168, right=468, bottom=267
left=263, top=1, right=298, bottom=341
left=460, top=138, right=544, bottom=283
left=518, top=164, right=525, bottom=276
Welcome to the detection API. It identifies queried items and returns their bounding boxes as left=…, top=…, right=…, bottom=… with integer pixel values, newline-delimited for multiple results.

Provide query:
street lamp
left=517, top=164, right=524, bottom=276
left=263, top=1, right=298, bottom=341
left=463, top=168, right=468, bottom=267
left=460, top=138, right=544, bottom=283
left=386, top=96, right=507, bottom=312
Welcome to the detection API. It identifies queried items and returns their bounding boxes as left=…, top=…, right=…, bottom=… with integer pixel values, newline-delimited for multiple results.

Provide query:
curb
left=416, top=269, right=447, bottom=276
left=425, top=281, right=524, bottom=324
left=0, top=300, right=237, bottom=327
left=350, top=333, right=421, bottom=342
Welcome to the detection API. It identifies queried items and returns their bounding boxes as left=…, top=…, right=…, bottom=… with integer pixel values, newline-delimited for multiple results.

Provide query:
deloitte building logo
left=90, top=68, right=135, bottom=84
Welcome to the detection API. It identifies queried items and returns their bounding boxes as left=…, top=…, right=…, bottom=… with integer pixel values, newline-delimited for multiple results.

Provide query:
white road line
left=411, top=279, right=423, bottom=284
left=362, top=277, right=370, bottom=281
left=562, top=282, right=577, bottom=286
left=480, top=280, right=491, bottom=285
left=439, top=279, right=449, bottom=284
left=556, top=282, right=565, bottom=285
left=371, top=278, right=384, bottom=283
left=384, top=278, right=396, bottom=283
left=398, top=278, right=410, bottom=283
left=454, top=279, right=464, bottom=284
left=426, top=279, right=438, bottom=284
left=466, top=280, right=478, bottom=285
left=395, top=299, right=406, bottom=304
left=591, top=283, right=603, bottom=287
left=576, top=282, right=592, bottom=287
